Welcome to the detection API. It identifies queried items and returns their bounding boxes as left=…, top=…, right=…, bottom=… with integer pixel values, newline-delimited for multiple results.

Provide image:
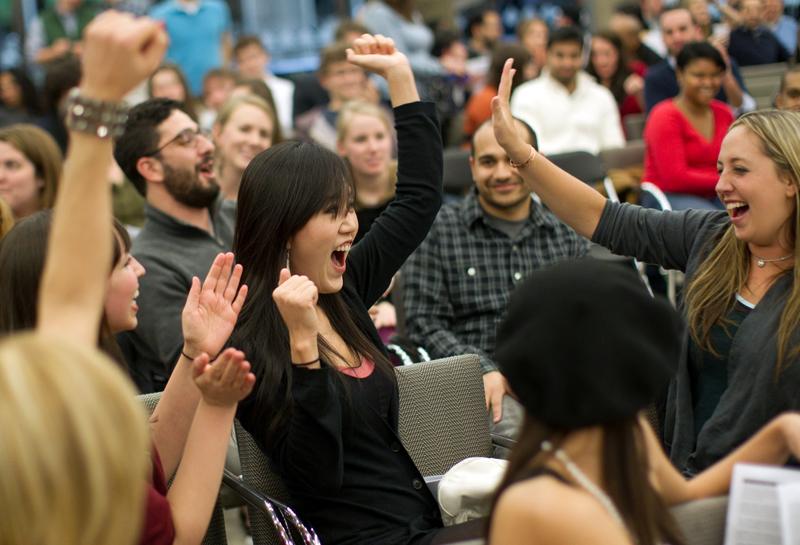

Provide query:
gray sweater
left=593, top=201, right=800, bottom=475
left=119, top=199, right=235, bottom=392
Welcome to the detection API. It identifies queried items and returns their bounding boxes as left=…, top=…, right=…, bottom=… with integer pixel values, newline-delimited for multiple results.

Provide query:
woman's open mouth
left=330, top=242, right=352, bottom=273
left=726, top=201, right=750, bottom=221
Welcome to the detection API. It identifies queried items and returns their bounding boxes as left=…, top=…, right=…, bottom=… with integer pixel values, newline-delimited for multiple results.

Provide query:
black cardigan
left=239, top=101, right=444, bottom=545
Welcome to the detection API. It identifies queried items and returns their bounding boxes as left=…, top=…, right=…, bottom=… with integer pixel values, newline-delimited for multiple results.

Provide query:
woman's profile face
left=289, top=204, right=358, bottom=294
left=678, top=58, right=723, bottom=106
left=590, top=37, right=619, bottom=80
left=337, top=113, right=392, bottom=179
left=215, top=103, right=274, bottom=173
left=716, top=126, right=798, bottom=250
left=104, top=249, right=146, bottom=333
left=0, top=141, right=42, bottom=219
left=150, top=69, right=186, bottom=102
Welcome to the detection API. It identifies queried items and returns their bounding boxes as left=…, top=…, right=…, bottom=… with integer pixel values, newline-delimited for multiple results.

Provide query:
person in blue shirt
left=149, top=0, right=232, bottom=96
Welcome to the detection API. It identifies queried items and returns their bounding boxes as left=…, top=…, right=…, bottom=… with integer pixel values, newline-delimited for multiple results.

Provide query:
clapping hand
left=192, top=348, right=255, bottom=407
left=182, top=252, right=248, bottom=361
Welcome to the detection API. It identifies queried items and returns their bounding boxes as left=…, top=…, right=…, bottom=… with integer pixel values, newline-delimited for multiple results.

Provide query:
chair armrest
left=491, top=433, right=516, bottom=460
left=222, top=469, right=294, bottom=515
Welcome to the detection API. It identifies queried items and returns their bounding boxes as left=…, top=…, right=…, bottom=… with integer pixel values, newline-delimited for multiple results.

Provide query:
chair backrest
left=599, top=140, right=646, bottom=172
left=396, top=354, right=492, bottom=476
left=443, top=147, right=473, bottom=197
left=137, top=393, right=229, bottom=545
left=624, top=113, right=646, bottom=141
left=547, top=151, right=606, bottom=185
left=236, top=354, right=491, bottom=545
left=670, top=496, right=728, bottom=545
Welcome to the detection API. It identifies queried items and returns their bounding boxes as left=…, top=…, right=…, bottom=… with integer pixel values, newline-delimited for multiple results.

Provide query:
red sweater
left=643, top=99, right=733, bottom=198
left=140, top=447, right=176, bottom=545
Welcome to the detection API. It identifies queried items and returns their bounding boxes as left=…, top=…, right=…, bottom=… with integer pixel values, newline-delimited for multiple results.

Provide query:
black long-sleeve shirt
left=238, top=101, right=444, bottom=545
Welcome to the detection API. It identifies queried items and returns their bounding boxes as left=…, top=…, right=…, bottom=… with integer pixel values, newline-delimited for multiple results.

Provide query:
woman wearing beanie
left=488, top=259, right=800, bottom=545
left=491, top=58, right=800, bottom=477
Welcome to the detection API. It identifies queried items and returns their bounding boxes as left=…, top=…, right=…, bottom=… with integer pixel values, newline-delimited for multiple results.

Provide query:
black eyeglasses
left=144, top=127, right=208, bottom=156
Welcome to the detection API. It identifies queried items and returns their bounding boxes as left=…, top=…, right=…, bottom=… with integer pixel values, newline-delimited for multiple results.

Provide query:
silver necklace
left=752, top=253, right=794, bottom=268
left=541, top=440, right=627, bottom=529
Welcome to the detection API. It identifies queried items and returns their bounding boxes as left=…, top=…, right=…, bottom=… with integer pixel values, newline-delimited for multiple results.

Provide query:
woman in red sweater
left=643, top=41, right=733, bottom=210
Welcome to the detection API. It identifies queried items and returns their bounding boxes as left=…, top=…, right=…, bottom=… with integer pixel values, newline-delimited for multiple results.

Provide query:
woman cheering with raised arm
left=232, top=34, right=484, bottom=545
left=491, top=58, right=800, bottom=476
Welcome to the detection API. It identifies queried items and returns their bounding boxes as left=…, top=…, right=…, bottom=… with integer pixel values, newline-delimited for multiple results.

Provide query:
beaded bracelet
left=509, top=145, right=536, bottom=169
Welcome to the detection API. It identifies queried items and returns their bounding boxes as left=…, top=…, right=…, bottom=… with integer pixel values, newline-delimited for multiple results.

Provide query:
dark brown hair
left=0, top=210, right=131, bottom=365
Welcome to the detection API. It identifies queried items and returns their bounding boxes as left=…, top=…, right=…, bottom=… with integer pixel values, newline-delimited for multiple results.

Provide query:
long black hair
left=586, top=31, right=633, bottom=107
left=232, top=140, right=393, bottom=444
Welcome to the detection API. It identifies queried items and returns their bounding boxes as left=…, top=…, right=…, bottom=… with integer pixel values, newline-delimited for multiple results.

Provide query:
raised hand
left=182, top=252, right=248, bottom=360
left=346, top=34, right=410, bottom=79
left=79, top=10, right=168, bottom=101
left=192, top=348, right=255, bottom=407
left=491, top=59, right=530, bottom=160
left=272, top=268, right=320, bottom=365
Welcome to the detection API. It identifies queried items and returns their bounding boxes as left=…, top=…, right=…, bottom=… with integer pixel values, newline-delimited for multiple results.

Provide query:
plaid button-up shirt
left=402, top=191, right=589, bottom=373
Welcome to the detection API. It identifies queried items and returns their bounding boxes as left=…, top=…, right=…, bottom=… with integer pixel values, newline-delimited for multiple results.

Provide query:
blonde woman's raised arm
left=643, top=413, right=800, bottom=504
left=37, top=12, right=167, bottom=343
left=491, top=59, right=607, bottom=239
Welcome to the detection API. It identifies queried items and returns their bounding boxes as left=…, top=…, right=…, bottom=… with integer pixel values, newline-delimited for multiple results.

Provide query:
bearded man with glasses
left=113, top=97, right=234, bottom=392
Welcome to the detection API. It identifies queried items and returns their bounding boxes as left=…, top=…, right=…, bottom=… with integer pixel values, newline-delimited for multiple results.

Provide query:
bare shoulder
left=489, top=477, right=633, bottom=545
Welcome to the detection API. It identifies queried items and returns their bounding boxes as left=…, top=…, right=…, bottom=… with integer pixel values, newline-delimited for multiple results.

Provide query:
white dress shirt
left=510, top=70, right=625, bottom=155
left=264, top=73, right=295, bottom=137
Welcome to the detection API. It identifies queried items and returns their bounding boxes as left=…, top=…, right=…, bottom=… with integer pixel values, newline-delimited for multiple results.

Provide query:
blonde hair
left=685, top=109, right=800, bottom=375
left=336, top=100, right=393, bottom=143
left=0, top=124, right=63, bottom=214
left=0, top=334, right=149, bottom=545
left=215, top=94, right=278, bottom=140
left=0, top=198, right=13, bottom=239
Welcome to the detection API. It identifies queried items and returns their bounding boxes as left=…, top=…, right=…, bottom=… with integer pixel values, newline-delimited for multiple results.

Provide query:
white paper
left=724, top=464, right=800, bottom=545
left=778, top=481, right=800, bottom=545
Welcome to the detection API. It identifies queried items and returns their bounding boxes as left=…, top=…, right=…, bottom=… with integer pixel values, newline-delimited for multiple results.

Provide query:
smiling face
left=0, top=141, right=41, bottom=218
left=678, top=58, right=723, bottom=106
left=289, top=201, right=358, bottom=294
left=661, top=9, right=699, bottom=58
left=104, top=247, right=146, bottom=333
left=470, top=121, right=534, bottom=218
left=214, top=103, right=274, bottom=173
left=716, top=125, right=797, bottom=251
left=590, top=36, right=620, bottom=80
left=337, top=112, right=392, bottom=179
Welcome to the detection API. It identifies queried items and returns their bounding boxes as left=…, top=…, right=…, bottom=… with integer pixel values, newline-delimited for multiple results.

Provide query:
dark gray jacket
left=119, top=199, right=235, bottom=392
left=593, top=201, right=800, bottom=475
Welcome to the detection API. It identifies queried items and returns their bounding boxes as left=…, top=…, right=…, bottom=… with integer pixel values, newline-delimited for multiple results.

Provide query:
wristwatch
left=64, top=88, right=129, bottom=139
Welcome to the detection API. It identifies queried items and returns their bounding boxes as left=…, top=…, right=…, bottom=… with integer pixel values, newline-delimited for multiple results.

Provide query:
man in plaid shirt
left=402, top=119, right=589, bottom=437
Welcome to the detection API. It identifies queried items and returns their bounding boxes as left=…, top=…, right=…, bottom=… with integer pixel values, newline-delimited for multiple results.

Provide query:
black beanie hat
left=495, top=258, right=682, bottom=431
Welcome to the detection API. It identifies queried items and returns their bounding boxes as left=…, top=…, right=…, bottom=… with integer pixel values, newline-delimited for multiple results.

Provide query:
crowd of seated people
left=2, top=1, right=800, bottom=545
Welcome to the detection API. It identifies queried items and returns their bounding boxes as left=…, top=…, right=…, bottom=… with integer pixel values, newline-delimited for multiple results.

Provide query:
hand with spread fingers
left=192, top=348, right=255, bottom=407
left=181, top=252, right=248, bottom=361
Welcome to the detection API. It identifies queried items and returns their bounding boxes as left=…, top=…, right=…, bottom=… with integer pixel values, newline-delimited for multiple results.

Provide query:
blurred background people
left=0, top=124, right=61, bottom=220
